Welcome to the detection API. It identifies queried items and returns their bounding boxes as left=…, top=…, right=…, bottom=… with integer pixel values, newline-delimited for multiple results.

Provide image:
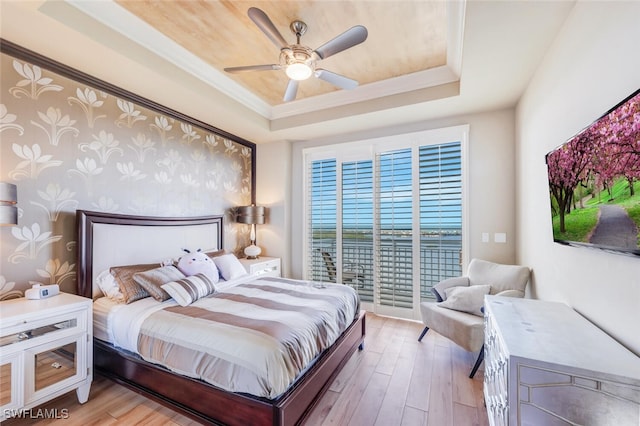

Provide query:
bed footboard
left=93, top=310, right=366, bottom=426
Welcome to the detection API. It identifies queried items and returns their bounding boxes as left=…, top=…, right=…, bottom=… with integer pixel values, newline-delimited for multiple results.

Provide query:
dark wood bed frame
left=76, top=210, right=366, bottom=425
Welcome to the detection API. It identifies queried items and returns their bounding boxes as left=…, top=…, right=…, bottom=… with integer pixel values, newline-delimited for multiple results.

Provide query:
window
left=305, top=126, right=467, bottom=318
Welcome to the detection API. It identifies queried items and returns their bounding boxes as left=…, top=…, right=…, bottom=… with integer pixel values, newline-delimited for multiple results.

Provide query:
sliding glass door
left=418, top=141, right=464, bottom=301
left=342, top=159, right=374, bottom=302
left=307, top=158, right=337, bottom=283
left=376, top=148, right=414, bottom=313
left=305, top=126, right=467, bottom=319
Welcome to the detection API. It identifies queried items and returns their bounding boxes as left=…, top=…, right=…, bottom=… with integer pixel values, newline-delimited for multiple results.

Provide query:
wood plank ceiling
left=116, top=0, right=448, bottom=106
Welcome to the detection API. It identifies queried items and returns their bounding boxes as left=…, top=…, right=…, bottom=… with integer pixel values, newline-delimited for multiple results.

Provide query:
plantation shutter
left=304, top=126, right=467, bottom=318
left=376, top=148, right=413, bottom=308
left=307, top=158, right=337, bottom=282
left=342, top=160, right=374, bottom=302
left=419, top=141, right=463, bottom=299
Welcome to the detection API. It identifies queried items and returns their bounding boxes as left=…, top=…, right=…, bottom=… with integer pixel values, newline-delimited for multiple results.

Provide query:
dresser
left=0, top=293, right=92, bottom=420
left=483, top=296, right=640, bottom=426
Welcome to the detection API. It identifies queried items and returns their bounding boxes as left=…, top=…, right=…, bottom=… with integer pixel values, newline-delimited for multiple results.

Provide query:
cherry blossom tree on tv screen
left=547, top=92, right=640, bottom=233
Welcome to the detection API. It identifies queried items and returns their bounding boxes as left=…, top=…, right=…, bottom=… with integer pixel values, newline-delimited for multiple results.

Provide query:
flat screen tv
left=546, top=88, right=640, bottom=257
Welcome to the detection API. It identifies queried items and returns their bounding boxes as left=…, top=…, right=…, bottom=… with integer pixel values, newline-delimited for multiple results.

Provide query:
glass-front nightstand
left=0, top=293, right=92, bottom=420
left=239, top=257, right=281, bottom=277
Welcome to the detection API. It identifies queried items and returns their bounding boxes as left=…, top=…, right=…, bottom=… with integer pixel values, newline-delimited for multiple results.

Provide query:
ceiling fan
left=224, top=7, right=368, bottom=102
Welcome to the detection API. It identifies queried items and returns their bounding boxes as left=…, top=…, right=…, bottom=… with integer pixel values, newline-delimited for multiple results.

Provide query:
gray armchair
left=418, top=258, right=530, bottom=378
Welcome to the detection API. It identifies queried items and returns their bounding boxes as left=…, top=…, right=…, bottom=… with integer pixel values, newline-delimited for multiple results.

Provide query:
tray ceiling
left=58, top=0, right=464, bottom=121
left=115, top=0, right=450, bottom=105
left=11, top=0, right=575, bottom=141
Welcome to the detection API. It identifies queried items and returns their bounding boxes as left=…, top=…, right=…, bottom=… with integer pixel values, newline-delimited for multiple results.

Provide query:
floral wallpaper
left=0, top=48, right=254, bottom=299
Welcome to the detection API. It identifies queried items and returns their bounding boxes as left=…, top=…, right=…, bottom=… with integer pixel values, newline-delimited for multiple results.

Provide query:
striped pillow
left=133, top=265, right=185, bottom=302
left=110, top=263, right=159, bottom=304
left=161, top=273, right=217, bottom=306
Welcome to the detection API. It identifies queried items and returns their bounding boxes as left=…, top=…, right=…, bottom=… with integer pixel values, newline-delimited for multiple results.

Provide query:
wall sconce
left=236, top=205, right=265, bottom=259
left=0, top=182, right=17, bottom=226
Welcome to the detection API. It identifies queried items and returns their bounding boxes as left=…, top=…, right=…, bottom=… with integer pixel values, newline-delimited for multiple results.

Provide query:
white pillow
left=96, top=269, right=125, bottom=303
left=438, top=284, right=491, bottom=317
left=161, top=273, right=218, bottom=307
left=213, top=254, right=248, bottom=280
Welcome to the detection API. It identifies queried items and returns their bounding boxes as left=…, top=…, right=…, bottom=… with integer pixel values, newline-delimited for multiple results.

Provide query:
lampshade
left=236, top=205, right=265, bottom=225
left=0, top=182, right=17, bottom=226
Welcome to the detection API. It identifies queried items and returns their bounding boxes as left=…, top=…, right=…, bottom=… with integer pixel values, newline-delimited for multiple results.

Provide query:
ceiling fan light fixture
left=286, top=62, right=313, bottom=80
left=225, top=8, right=367, bottom=101
left=281, top=45, right=315, bottom=81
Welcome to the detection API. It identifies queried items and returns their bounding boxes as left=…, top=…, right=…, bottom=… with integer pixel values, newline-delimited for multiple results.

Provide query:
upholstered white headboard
left=76, top=210, right=223, bottom=299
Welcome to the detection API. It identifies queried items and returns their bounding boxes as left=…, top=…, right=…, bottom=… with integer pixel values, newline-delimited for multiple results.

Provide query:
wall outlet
left=482, top=232, right=489, bottom=243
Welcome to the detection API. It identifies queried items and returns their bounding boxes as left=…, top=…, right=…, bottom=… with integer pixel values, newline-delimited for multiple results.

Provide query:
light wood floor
left=4, top=314, right=488, bottom=426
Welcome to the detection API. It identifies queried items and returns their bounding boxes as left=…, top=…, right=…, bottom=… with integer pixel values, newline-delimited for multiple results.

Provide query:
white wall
left=256, top=141, right=292, bottom=276
left=286, top=108, right=517, bottom=280
left=516, top=1, right=640, bottom=354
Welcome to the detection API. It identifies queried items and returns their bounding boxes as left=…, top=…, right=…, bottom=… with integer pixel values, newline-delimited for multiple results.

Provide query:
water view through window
left=307, top=140, right=462, bottom=311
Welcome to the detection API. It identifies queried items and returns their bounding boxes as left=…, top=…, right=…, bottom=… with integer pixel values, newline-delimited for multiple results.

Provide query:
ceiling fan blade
left=224, top=64, right=281, bottom=73
left=313, top=25, right=368, bottom=60
left=248, top=7, right=289, bottom=49
left=315, top=69, right=358, bottom=90
left=283, top=80, right=299, bottom=102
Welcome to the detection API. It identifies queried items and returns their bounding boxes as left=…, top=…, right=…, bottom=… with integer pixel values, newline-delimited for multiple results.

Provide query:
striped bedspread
left=135, top=277, right=360, bottom=399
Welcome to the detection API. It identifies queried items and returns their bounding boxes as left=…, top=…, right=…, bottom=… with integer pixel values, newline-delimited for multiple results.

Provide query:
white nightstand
left=239, top=257, right=281, bottom=277
left=0, top=293, right=92, bottom=421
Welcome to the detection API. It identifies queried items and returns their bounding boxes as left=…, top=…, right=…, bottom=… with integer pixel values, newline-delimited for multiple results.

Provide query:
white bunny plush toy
left=176, top=249, right=219, bottom=283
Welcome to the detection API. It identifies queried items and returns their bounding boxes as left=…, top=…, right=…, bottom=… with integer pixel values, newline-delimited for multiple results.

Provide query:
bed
left=76, top=210, right=366, bottom=425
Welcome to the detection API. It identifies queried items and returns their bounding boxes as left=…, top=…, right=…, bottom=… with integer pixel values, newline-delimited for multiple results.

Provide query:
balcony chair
left=418, top=258, right=530, bottom=378
left=317, top=250, right=365, bottom=288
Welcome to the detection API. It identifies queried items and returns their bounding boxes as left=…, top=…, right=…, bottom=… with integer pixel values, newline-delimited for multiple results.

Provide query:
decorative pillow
left=213, top=254, right=248, bottom=280
left=204, top=250, right=226, bottom=280
left=176, top=249, right=220, bottom=283
left=133, top=265, right=185, bottom=302
left=96, top=269, right=125, bottom=303
left=161, top=273, right=218, bottom=306
left=438, top=284, right=491, bottom=317
left=433, top=276, right=470, bottom=301
left=110, top=263, right=159, bottom=304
